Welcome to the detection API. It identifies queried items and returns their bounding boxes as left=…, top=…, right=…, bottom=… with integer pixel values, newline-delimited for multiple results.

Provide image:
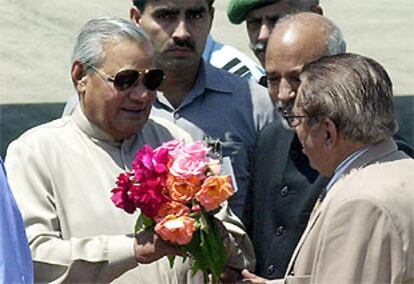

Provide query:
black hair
left=133, top=0, right=215, bottom=12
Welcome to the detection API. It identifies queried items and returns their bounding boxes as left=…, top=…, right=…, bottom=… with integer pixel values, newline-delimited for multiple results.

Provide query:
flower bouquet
left=110, top=140, right=234, bottom=282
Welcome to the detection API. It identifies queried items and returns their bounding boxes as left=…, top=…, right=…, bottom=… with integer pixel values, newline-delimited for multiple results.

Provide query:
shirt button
left=174, top=112, right=180, bottom=120
left=280, top=186, right=289, bottom=197
left=276, top=226, right=285, bottom=236
left=267, top=264, right=275, bottom=275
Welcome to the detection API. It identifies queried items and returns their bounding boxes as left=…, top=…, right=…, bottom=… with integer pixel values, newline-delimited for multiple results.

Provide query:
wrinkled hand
left=219, top=267, right=243, bottom=283
left=242, top=269, right=267, bottom=284
left=134, top=230, right=181, bottom=264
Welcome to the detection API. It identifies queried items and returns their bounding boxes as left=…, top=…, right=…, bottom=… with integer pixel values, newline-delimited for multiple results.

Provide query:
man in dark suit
left=243, top=11, right=414, bottom=280
left=243, top=13, right=346, bottom=279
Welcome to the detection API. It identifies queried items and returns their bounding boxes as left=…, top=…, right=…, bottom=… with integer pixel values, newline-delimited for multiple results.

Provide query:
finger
left=241, top=269, right=255, bottom=279
left=220, top=267, right=242, bottom=282
left=241, top=269, right=266, bottom=284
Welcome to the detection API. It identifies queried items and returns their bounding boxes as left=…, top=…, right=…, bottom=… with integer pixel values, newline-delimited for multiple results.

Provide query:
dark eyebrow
left=186, top=6, right=207, bottom=16
left=152, top=6, right=179, bottom=16
left=286, top=67, right=302, bottom=77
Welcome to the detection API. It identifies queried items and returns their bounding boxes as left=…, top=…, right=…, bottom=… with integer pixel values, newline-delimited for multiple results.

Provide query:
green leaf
left=167, top=255, right=176, bottom=269
left=134, top=214, right=154, bottom=233
left=180, top=246, right=188, bottom=264
left=182, top=214, right=228, bottom=282
left=201, top=216, right=228, bottom=282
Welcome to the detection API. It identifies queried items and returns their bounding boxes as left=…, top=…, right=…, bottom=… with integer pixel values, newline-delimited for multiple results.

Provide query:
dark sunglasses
left=88, top=65, right=164, bottom=91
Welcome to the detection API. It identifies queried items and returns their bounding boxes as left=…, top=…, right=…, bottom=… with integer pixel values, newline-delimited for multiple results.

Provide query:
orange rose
left=167, top=175, right=201, bottom=204
left=155, top=215, right=196, bottom=245
left=154, top=201, right=191, bottom=223
left=195, top=176, right=234, bottom=211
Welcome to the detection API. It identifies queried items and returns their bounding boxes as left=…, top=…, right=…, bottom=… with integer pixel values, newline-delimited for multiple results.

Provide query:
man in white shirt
left=6, top=16, right=254, bottom=283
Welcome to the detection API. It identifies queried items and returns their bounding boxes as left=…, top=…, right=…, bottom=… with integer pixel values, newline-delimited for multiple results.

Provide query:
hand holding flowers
left=111, top=140, right=234, bottom=282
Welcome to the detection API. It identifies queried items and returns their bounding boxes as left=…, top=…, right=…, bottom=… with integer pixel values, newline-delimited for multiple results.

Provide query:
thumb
left=241, top=269, right=267, bottom=283
left=242, top=269, right=255, bottom=279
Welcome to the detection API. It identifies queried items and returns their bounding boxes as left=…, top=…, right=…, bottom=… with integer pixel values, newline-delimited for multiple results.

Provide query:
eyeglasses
left=283, top=114, right=308, bottom=128
left=88, top=65, right=165, bottom=91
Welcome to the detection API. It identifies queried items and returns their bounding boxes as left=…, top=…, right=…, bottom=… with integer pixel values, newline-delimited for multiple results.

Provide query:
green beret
left=227, top=0, right=279, bottom=24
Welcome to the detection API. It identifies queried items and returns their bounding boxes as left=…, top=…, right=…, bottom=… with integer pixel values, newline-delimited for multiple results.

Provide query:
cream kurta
left=5, top=107, right=255, bottom=283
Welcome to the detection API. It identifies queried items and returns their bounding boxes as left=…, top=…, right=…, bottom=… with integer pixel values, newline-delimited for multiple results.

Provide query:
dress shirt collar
left=155, top=60, right=233, bottom=111
left=198, top=59, right=234, bottom=94
left=326, top=145, right=371, bottom=192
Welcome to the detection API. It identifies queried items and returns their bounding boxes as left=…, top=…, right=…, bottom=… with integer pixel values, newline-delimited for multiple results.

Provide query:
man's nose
left=257, top=23, right=271, bottom=42
left=172, top=20, right=191, bottom=40
left=277, top=78, right=296, bottom=104
left=128, top=84, right=154, bottom=102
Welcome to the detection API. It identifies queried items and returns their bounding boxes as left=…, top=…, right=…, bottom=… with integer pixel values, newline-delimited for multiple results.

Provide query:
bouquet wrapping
left=110, top=139, right=234, bottom=282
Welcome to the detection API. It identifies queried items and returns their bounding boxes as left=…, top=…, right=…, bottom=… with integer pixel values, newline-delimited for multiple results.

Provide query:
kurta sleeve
left=5, top=140, right=138, bottom=283
left=311, top=198, right=405, bottom=283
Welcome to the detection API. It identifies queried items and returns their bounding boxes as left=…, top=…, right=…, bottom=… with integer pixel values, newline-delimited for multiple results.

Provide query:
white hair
left=71, top=16, right=150, bottom=73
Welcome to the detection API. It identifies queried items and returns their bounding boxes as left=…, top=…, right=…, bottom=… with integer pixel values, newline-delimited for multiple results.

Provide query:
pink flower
left=156, top=140, right=184, bottom=160
left=111, top=172, right=137, bottom=214
left=132, top=145, right=169, bottom=182
left=170, top=157, right=208, bottom=180
left=170, top=141, right=210, bottom=179
left=180, top=141, right=210, bottom=160
left=129, top=178, right=169, bottom=219
left=155, top=215, right=196, bottom=245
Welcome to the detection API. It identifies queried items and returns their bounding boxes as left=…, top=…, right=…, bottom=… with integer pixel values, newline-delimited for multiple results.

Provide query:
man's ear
left=71, top=61, right=87, bottom=95
left=323, top=118, right=337, bottom=149
left=130, top=6, right=142, bottom=25
left=311, top=5, right=323, bottom=15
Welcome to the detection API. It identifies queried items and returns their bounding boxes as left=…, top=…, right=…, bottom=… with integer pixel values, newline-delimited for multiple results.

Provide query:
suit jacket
left=244, top=118, right=329, bottom=278
left=281, top=138, right=414, bottom=284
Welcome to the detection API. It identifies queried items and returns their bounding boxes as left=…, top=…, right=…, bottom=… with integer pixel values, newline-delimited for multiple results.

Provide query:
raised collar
left=72, top=106, right=132, bottom=146
left=202, top=35, right=215, bottom=61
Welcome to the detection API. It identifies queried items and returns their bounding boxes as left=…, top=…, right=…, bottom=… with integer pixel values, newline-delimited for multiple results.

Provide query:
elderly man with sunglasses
left=5, top=17, right=255, bottom=284
left=62, top=0, right=275, bottom=220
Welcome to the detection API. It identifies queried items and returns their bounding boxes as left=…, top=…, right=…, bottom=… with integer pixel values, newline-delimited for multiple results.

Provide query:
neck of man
left=329, top=138, right=368, bottom=175
left=158, top=60, right=200, bottom=109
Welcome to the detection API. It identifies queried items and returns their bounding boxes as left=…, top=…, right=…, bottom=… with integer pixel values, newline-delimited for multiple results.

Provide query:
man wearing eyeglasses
left=129, top=0, right=275, bottom=220
left=240, top=12, right=345, bottom=279
left=5, top=17, right=255, bottom=283
left=243, top=53, right=414, bottom=283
